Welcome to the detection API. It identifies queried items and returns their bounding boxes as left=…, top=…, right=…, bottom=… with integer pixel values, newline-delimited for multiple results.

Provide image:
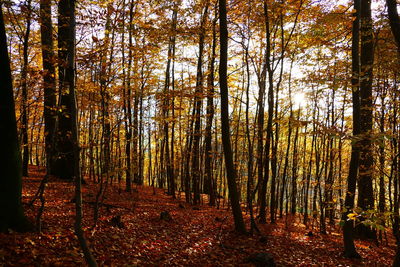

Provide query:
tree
left=192, top=1, right=209, bottom=205
left=40, top=0, right=57, bottom=175
left=204, top=3, right=218, bottom=205
left=387, top=0, right=400, bottom=51
left=123, top=0, right=135, bottom=192
left=342, top=1, right=361, bottom=258
left=52, top=0, right=78, bottom=180
left=342, top=3, right=360, bottom=258
left=56, top=0, right=97, bottom=265
left=20, top=0, right=32, bottom=177
left=0, top=2, right=31, bottom=232
left=356, top=0, right=375, bottom=239
left=163, top=2, right=179, bottom=198
left=219, top=0, right=246, bottom=234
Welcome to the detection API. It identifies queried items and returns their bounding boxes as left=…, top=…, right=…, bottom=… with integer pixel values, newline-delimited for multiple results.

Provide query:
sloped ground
left=0, top=166, right=395, bottom=266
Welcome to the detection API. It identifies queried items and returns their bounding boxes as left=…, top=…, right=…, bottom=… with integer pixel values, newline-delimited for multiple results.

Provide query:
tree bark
left=204, top=3, right=217, bottom=206
left=124, top=0, right=135, bottom=192
left=259, top=0, right=274, bottom=223
left=40, top=0, right=57, bottom=176
left=57, top=0, right=97, bottom=264
left=192, top=2, right=209, bottom=205
left=219, top=0, right=246, bottom=234
left=53, top=0, right=77, bottom=180
left=386, top=0, right=400, bottom=52
left=343, top=0, right=361, bottom=258
left=356, top=0, right=375, bottom=240
left=0, top=3, right=31, bottom=232
left=21, top=0, right=32, bottom=177
left=163, top=3, right=178, bottom=197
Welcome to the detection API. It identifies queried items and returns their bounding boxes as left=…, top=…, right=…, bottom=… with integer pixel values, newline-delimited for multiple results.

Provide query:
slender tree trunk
left=124, top=0, right=135, bottom=192
left=259, top=0, right=274, bottom=224
left=204, top=4, right=217, bottom=206
left=244, top=41, right=258, bottom=232
left=163, top=4, right=178, bottom=197
left=99, top=2, right=113, bottom=183
left=326, top=87, right=336, bottom=225
left=132, top=58, right=139, bottom=184
left=343, top=0, right=361, bottom=258
left=219, top=0, right=246, bottom=234
left=21, top=0, right=32, bottom=177
left=304, top=120, right=313, bottom=226
left=291, top=108, right=300, bottom=215
left=192, top=2, right=209, bottom=205
left=184, top=97, right=195, bottom=203
left=379, top=92, right=386, bottom=215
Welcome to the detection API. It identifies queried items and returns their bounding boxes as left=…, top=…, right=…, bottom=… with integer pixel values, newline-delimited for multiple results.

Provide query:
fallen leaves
left=0, top=166, right=396, bottom=266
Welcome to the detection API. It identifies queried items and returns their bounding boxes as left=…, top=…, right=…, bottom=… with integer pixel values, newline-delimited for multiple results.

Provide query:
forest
left=1, top=0, right=400, bottom=265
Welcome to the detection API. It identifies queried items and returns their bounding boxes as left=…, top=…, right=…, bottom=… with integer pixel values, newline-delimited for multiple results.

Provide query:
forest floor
left=0, top=166, right=396, bottom=266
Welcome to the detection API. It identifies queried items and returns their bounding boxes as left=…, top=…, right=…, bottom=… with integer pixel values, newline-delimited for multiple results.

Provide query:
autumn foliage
left=2, top=0, right=400, bottom=265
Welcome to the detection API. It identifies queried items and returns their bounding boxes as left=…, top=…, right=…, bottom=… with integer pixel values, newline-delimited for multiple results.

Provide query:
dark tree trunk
left=99, top=2, right=113, bottom=185
left=356, top=0, right=375, bottom=240
left=53, top=0, right=77, bottom=180
left=204, top=4, right=217, bottom=206
left=124, top=0, right=135, bottom=192
left=358, top=0, right=374, bottom=211
left=21, top=0, right=32, bottom=177
left=343, top=0, right=361, bottom=258
left=0, top=3, right=31, bottom=232
left=163, top=4, right=178, bottom=197
left=132, top=58, right=139, bottom=185
left=259, top=0, right=273, bottom=224
left=40, top=0, right=57, bottom=176
left=184, top=100, right=195, bottom=203
left=219, top=0, right=246, bottom=234
left=291, top=108, right=300, bottom=215
left=94, top=2, right=114, bottom=225
left=378, top=92, right=386, bottom=215
left=244, top=40, right=258, bottom=232
left=387, top=0, right=400, bottom=51
left=56, top=0, right=97, bottom=265
left=192, top=2, right=209, bottom=205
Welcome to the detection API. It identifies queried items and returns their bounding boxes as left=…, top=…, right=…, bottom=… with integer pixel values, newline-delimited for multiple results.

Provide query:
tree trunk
left=191, top=2, right=209, bottom=205
left=204, top=4, right=217, bottom=206
left=219, top=0, right=246, bottom=234
left=56, top=0, right=97, bottom=264
left=356, top=0, right=375, bottom=239
left=40, top=0, right=56, bottom=177
left=21, top=0, right=32, bottom=177
left=124, top=0, right=135, bottom=192
left=0, top=3, right=31, bottom=232
left=386, top=0, right=400, bottom=52
left=53, top=0, right=77, bottom=180
left=343, top=0, right=361, bottom=258
left=291, top=108, right=300, bottom=215
left=163, top=4, right=178, bottom=197
left=259, top=0, right=274, bottom=224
